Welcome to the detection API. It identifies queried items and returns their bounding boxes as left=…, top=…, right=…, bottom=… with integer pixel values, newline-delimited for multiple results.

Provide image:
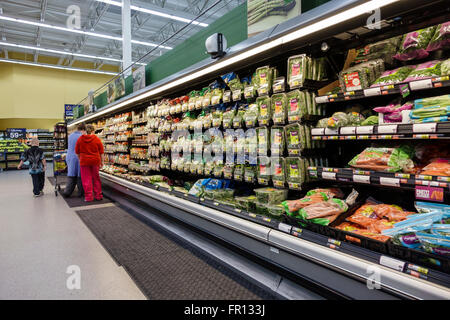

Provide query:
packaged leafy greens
left=270, top=126, right=285, bottom=156
left=211, top=88, right=223, bottom=105
left=244, top=165, right=257, bottom=183
left=256, top=202, right=270, bottom=216
left=223, top=163, right=234, bottom=179
left=427, top=22, right=450, bottom=52
left=266, top=204, right=285, bottom=221
left=288, top=54, right=308, bottom=89
left=404, top=60, right=442, bottom=82
left=244, top=83, right=256, bottom=99
left=327, top=112, right=350, bottom=129
left=245, top=129, right=258, bottom=156
left=255, top=66, right=272, bottom=96
left=360, top=115, right=379, bottom=126
left=273, top=77, right=285, bottom=93
left=442, top=58, right=450, bottom=76
left=244, top=103, right=259, bottom=128
left=257, top=127, right=270, bottom=156
left=416, top=232, right=450, bottom=257
left=348, top=146, right=415, bottom=172
left=271, top=93, right=288, bottom=125
left=271, top=157, right=286, bottom=188
left=414, top=94, right=450, bottom=108
left=212, top=107, right=224, bottom=127
left=222, top=106, right=236, bottom=129
left=204, top=161, right=214, bottom=176
left=202, top=88, right=212, bottom=107
left=286, top=90, right=307, bottom=123
left=257, top=156, right=271, bottom=185
left=235, top=195, right=257, bottom=212
left=394, top=26, right=437, bottom=61
left=285, top=123, right=305, bottom=156
left=286, top=157, right=306, bottom=189
left=234, top=164, right=244, bottom=181
left=256, top=96, right=272, bottom=126
left=371, top=66, right=416, bottom=87
left=339, top=60, right=383, bottom=91
left=233, top=105, right=246, bottom=128
left=254, top=187, right=288, bottom=205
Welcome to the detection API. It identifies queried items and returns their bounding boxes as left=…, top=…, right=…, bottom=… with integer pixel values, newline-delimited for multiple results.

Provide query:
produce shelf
left=311, top=122, right=450, bottom=141
left=314, top=76, right=450, bottom=104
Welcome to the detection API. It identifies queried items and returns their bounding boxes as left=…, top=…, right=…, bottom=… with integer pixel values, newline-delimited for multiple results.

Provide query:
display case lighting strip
left=68, top=0, right=399, bottom=127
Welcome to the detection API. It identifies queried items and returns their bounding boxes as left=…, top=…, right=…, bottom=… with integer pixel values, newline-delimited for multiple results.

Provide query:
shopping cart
left=53, top=151, right=67, bottom=196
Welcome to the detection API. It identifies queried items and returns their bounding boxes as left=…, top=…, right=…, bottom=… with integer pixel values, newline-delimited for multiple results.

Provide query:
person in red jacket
left=75, top=124, right=104, bottom=202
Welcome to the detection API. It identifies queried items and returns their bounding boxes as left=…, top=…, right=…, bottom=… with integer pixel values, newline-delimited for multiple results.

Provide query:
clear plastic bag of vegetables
left=271, top=126, right=285, bottom=156
left=327, top=112, right=350, bottom=129
left=255, top=66, right=272, bottom=96
left=271, top=93, right=288, bottom=125
left=286, top=90, right=307, bottom=122
left=243, top=103, right=259, bottom=128
left=244, top=165, right=257, bottom=183
left=257, top=126, right=270, bottom=156
left=234, top=163, right=244, bottom=181
left=254, top=187, right=288, bottom=205
left=404, top=60, right=442, bottom=82
left=394, top=26, right=437, bottom=61
left=287, top=54, right=308, bottom=89
left=256, top=96, right=272, bottom=126
left=257, top=156, right=271, bottom=185
left=371, top=65, right=416, bottom=87
left=233, top=105, right=246, bottom=129
left=271, top=157, right=286, bottom=188
left=348, top=146, right=415, bottom=173
left=222, top=105, right=236, bottom=129
left=245, top=128, right=258, bottom=156
left=285, top=123, right=305, bottom=156
left=286, top=157, right=306, bottom=190
left=212, top=106, right=224, bottom=128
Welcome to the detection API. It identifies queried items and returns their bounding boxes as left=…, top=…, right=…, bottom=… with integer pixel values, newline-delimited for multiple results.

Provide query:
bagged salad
left=287, top=90, right=307, bottom=123
left=271, top=157, right=286, bottom=187
left=255, top=66, right=272, bottom=96
left=394, top=26, right=436, bottom=61
left=270, top=126, right=285, bottom=156
left=254, top=187, right=288, bottom=205
left=243, top=103, right=259, bottom=128
left=287, top=54, right=309, bottom=89
left=371, top=65, right=416, bottom=87
left=256, top=96, right=272, bottom=126
left=404, top=60, right=442, bottom=82
left=427, top=21, right=450, bottom=52
left=257, top=126, right=270, bottom=156
left=285, top=123, right=305, bottom=156
left=257, top=156, right=271, bottom=185
left=222, top=105, right=237, bottom=129
left=271, top=93, right=288, bottom=125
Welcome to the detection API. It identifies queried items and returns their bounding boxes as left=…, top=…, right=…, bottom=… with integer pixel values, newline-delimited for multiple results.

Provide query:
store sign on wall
left=415, top=186, right=444, bottom=202
left=64, top=104, right=78, bottom=120
left=6, top=128, right=26, bottom=139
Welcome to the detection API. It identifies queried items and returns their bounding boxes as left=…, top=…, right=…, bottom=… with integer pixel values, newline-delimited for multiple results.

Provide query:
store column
left=122, top=0, right=132, bottom=76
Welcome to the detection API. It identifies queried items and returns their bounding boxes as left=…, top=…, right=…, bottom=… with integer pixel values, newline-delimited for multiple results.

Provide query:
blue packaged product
left=416, top=232, right=450, bottom=256
left=431, top=224, right=450, bottom=237
left=393, top=211, right=442, bottom=228
left=412, top=116, right=450, bottom=123
left=415, top=202, right=450, bottom=213
left=383, top=219, right=434, bottom=249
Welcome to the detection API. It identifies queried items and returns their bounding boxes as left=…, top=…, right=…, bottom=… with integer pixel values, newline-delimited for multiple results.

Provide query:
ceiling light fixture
left=68, top=0, right=400, bottom=127
left=0, top=58, right=117, bottom=75
left=0, top=15, right=171, bottom=49
left=95, top=0, right=208, bottom=27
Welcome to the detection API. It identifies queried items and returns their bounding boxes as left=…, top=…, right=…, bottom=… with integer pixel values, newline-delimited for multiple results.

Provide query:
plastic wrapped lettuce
left=287, top=90, right=307, bottom=122
left=416, top=232, right=450, bottom=257
left=222, top=106, right=236, bottom=129
left=348, top=146, right=415, bottom=172
left=360, top=115, right=379, bottom=126
left=255, top=66, right=272, bottom=96
left=233, top=106, right=246, bottom=129
left=257, top=126, right=270, bottom=156
left=339, top=63, right=372, bottom=91
left=404, top=60, right=442, bottom=82
left=371, top=66, right=416, bottom=87
left=442, top=58, right=450, bottom=76
left=316, top=117, right=329, bottom=128
left=347, top=112, right=366, bottom=126
left=355, top=36, right=401, bottom=59
left=286, top=157, right=306, bottom=189
left=256, top=96, right=272, bottom=126
left=327, top=112, right=350, bottom=129
left=257, top=156, right=271, bottom=185
left=285, top=123, right=305, bottom=156
left=270, top=126, right=285, bottom=156
left=414, top=94, right=450, bottom=108
left=271, top=93, right=288, bottom=125
left=244, top=165, right=257, bottom=183
left=427, top=22, right=450, bottom=52
left=287, top=54, right=308, bottom=89
left=254, top=187, right=288, bottom=205
left=223, top=163, right=234, bottom=179
left=410, top=105, right=450, bottom=119
left=234, top=164, right=244, bottom=181
left=394, top=26, right=436, bottom=61
left=271, top=157, right=286, bottom=188
left=243, top=103, right=259, bottom=128
left=235, top=195, right=257, bottom=212
left=266, top=204, right=285, bottom=221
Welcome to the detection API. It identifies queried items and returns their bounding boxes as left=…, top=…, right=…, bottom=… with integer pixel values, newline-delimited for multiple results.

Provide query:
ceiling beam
left=34, top=0, right=48, bottom=63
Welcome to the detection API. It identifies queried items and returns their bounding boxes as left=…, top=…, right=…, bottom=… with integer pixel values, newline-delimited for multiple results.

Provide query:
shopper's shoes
left=33, top=193, right=40, bottom=197
left=40, top=190, right=44, bottom=195
left=34, top=193, right=43, bottom=197
left=95, top=197, right=103, bottom=201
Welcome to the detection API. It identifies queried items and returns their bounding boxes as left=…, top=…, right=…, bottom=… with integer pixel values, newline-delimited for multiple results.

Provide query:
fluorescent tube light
left=0, top=15, right=171, bottom=49
left=68, top=0, right=400, bottom=127
left=0, top=58, right=117, bottom=75
left=96, top=0, right=208, bottom=27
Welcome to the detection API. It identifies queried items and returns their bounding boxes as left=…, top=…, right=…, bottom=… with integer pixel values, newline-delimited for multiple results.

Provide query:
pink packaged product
left=374, top=102, right=413, bottom=123
left=393, top=26, right=436, bottom=62
left=404, top=60, right=442, bottom=82
left=427, top=22, right=450, bottom=52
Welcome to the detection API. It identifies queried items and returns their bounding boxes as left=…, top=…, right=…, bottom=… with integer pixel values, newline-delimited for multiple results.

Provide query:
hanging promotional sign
left=6, top=128, right=26, bottom=139
left=133, top=65, right=146, bottom=92
left=247, top=0, right=302, bottom=37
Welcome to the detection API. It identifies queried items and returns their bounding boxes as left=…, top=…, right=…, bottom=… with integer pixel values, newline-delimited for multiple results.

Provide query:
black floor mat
left=76, top=206, right=278, bottom=300
left=47, top=176, right=112, bottom=207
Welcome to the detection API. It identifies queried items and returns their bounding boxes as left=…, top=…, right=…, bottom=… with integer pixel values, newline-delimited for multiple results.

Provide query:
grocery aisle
left=0, top=168, right=145, bottom=300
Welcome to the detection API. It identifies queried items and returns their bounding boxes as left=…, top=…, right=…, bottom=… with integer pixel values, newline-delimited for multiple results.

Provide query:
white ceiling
left=0, top=0, right=244, bottom=70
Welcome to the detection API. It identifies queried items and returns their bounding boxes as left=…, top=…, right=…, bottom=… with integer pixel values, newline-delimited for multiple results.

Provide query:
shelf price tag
left=409, top=79, right=433, bottom=91
left=340, top=127, right=356, bottom=135
left=315, top=96, right=329, bottom=104
left=380, top=177, right=400, bottom=187
left=278, top=223, right=292, bottom=234
left=378, top=125, right=398, bottom=134
left=413, top=123, right=437, bottom=133
left=356, top=126, right=374, bottom=134
left=363, top=87, right=381, bottom=97
left=380, top=255, right=405, bottom=272
left=311, top=128, right=325, bottom=136
left=324, top=128, right=339, bottom=136
left=353, top=175, right=371, bottom=184
left=322, top=172, right=336, bottom=180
